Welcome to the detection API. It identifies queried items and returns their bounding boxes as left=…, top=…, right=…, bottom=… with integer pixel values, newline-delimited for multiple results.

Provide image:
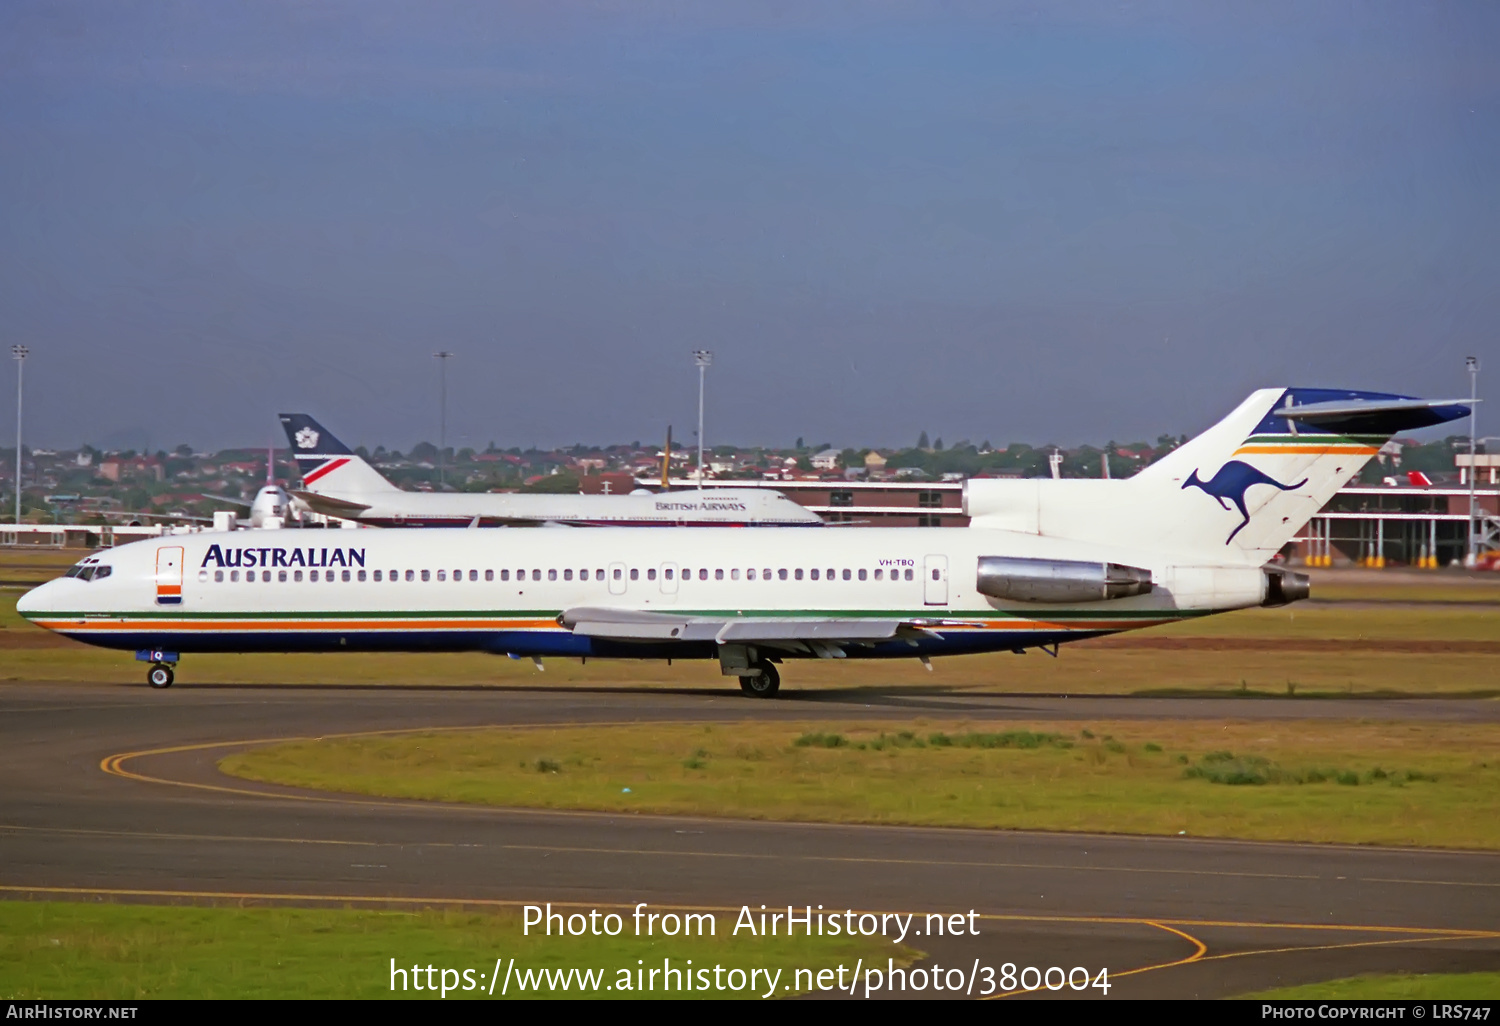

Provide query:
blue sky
left=2, top=2, right=1496, bottom=451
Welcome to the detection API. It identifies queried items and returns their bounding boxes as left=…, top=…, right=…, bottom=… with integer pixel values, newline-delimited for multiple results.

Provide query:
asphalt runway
left=2, top=680, right=1497, bottom=999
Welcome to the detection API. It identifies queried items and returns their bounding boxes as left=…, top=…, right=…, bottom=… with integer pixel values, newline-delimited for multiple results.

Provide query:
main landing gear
left=147, top=664, right=175, bottom=689
left=739, top=661, right=780, bottom=698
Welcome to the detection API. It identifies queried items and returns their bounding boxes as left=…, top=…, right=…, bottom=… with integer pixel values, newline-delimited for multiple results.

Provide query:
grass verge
left=220, top=719, right=1500, bottom=848
left=1243, top=971, right=1500, bottom=999
left=0, top=901, right=911, bottom=1000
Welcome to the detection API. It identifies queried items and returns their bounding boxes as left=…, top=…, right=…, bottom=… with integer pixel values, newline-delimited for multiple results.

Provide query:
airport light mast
left=434, top=350, right=454, bottom=490
left=1467, top=355, right=1480, bottom=566
left=693, top=349, right=712, bottom=492
left=11, top=345, right=26, bottom=527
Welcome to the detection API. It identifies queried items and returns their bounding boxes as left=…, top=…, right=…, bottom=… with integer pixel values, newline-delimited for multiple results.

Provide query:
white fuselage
left=18, top=526, right=1269, bottom=662
left=301, top=487, right=824, bottom=528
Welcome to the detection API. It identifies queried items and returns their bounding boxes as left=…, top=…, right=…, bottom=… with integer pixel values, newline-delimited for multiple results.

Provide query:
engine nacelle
left=1261, top=567, right=1311, bottom=607
left=976, top=556, right=1154, bottom=604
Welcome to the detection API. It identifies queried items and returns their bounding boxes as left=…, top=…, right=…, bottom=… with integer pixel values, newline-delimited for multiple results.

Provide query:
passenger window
left=372, top=570, right=381, bottom=582
left=763, top=568, right=772, bottom=580
left=647, top=568, right=656, bottom=581
left=595, top=568, right=604, bottom=579
left=438, top=570, right=447, bottom=582
left=715, top=569, right=724, bottom=580
left=563, top=569, right=573, bottom=581
left=214, top=569, right=224, bottom=582
left=699, top=569, right=708, bottom=581
left=198, top=570, right=209, bottom=583
left=579, top=569, right=589, bottom=581
left=810, top=569, right=819, bottom=580
left=794, top=568, right=804, bottom=580
left=665, top=568, right=674, bottom=580
left=293, top=570, right=303, bottom=582
left=485, top=570, right=493, bottom=582
left=532, top=569, right=541, bottom=581
left=731, top=569, right=740, bottom=580
left=278, top=570, right=288, bottom=582
left=778, top=569, right=788, bottom=581
left=932, top=569, right=940, bottom=580
left=470, top=569, right=478, bottom=582
left=630, top=568, right=639, bottom=581
left=230, top=570, right=239, bottom=582
left=548, top=569, right=557, bottom=581
left=747, top=569, right=756, bottom=580
left=358, top=570, right=367, bottom=582
left=343, top=569, right=352, bottom=582
left=905, top=568, right=914, bottom=581
left=405, top=570, right=415, bottom=582
left=612, top=568, right=622, bottom=580
left=858, top=569, right=868, bottom=581
left=262, top=570, right=272, bottom=582
left=421, top=570, right=431, bottom=582
left=874, top=568, right=883, bottom=580
left=826, top=568, right=835, bottom=579
left=842, top=569, right=851, bottom=580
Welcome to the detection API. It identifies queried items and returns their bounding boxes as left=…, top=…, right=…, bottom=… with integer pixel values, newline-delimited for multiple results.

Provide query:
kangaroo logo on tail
left=1184, top=461, right=1309, bottom=544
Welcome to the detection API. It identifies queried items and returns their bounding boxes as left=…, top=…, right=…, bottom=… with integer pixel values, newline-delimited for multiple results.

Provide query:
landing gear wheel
left=147, top=664, right=175, bottom=689
left=739, top=662, right=780, bottom=698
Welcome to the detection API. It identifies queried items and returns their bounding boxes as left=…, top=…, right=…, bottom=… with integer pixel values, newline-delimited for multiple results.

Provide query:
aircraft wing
left=289, top=490, right=373, bottom=517
left=558, top=606, right=973, bottom=654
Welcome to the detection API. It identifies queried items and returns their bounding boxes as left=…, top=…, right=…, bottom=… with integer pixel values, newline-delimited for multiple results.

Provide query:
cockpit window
left=64, top=562, right=111, bottom=581
left=93, top=565, right=111, bottom=580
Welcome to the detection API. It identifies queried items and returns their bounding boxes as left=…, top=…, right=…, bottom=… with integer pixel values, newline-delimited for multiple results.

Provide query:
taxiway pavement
left=2, top=681, right=1496, bottom=999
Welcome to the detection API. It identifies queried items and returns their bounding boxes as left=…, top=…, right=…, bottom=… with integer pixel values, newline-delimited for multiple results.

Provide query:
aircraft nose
left=15, top=581, right=56, bottom=620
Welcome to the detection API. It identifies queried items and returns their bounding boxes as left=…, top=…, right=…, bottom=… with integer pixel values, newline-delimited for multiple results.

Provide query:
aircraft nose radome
left=15, top=582, right=52, bottom=619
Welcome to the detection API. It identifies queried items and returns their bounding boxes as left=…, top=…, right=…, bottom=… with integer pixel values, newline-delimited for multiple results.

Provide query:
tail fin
left=277, top=414, right=399, bottom=495
left=965, top=388, right=1469, bottom=566
left=1133, top=388, right=1468, bottom=562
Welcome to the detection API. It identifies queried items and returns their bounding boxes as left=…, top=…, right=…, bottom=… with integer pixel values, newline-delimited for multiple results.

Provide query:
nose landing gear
left=136, top=650, right=179, bottom=689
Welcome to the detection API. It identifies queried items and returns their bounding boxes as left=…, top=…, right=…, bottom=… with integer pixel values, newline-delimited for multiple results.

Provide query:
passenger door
left=923, top=554, right=948, bottom=606
left=155, top=546, right=184, bottom=605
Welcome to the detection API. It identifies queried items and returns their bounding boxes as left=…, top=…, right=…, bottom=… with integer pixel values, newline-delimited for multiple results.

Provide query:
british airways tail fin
left=278, top=414, right=400, bottom=496
left=965, top=388, right=1470, bottom=565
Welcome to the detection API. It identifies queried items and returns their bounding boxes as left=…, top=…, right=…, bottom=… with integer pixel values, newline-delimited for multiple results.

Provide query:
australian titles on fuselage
left=200, top=543, right=367, bottom=570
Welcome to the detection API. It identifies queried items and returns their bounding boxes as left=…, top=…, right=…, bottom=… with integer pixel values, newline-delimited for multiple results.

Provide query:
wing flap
left=559, top=607, right=946, bottom=644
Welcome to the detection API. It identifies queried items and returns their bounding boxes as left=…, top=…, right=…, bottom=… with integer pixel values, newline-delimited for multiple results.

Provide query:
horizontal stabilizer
left=1279, top=397, right=1471, bottom=434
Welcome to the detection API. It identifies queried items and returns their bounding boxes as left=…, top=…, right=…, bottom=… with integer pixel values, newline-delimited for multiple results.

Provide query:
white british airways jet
left=19, top=389, right=1467, bottom=696
left=278, top=414, right=823, bottom=528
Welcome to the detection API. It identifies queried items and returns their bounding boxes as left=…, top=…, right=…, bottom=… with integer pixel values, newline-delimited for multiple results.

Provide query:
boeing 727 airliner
left=19, top=389, right=1468, bottom=696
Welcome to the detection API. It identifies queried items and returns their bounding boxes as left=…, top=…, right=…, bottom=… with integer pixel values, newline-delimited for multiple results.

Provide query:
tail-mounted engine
left=976, top=556, right=1154, bottom=604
